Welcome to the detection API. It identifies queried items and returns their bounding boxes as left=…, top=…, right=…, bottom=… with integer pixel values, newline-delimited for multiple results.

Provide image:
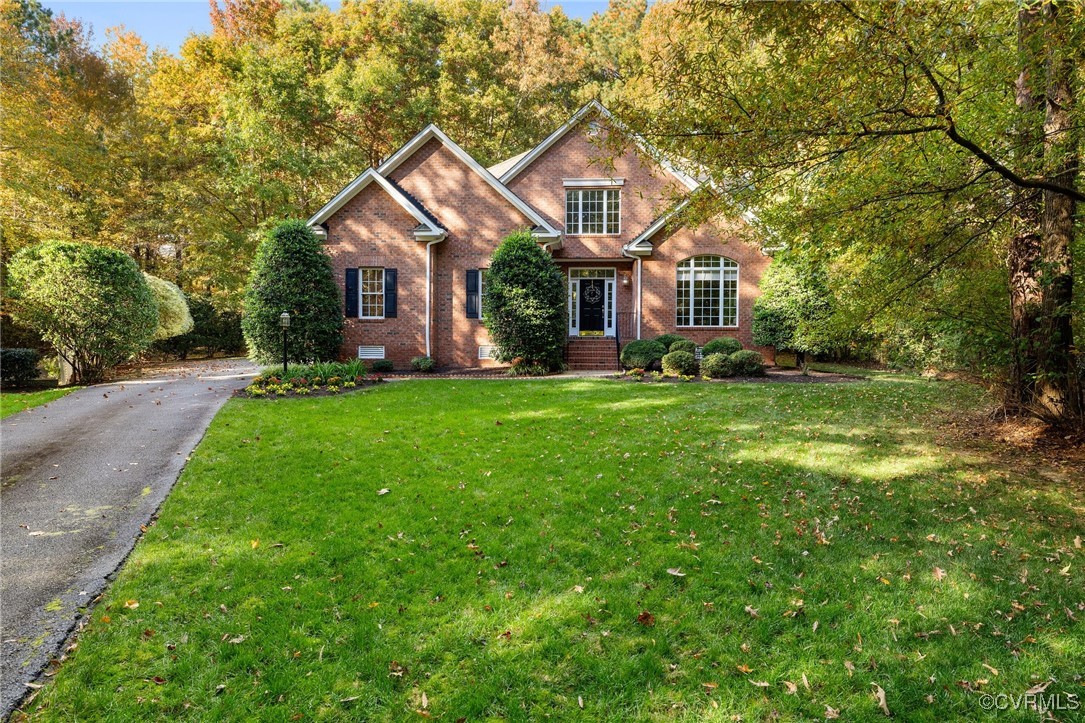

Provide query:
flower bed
left=238, top=360, right=384, bottom=398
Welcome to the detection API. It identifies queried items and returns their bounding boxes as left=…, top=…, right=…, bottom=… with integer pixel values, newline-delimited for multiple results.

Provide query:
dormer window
left=565, top=188, right=620, bottom=235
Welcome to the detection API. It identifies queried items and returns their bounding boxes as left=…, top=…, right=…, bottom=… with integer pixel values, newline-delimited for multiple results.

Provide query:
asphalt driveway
left=0, top=358, right=257, bottom=717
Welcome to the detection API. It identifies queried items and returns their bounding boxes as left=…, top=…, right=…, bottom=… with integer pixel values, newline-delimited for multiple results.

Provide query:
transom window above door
left=565, top=189, right=620, bottom=235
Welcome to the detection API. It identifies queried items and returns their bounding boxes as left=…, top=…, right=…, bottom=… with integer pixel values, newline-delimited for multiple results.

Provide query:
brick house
left=307, top=101, right=773, bottom=370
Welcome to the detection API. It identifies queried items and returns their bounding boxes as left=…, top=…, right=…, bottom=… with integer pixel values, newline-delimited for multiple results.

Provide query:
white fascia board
left=500, top=100, right=701, bottom=193
left=306, top=168, right=445, bottom=238
left=625, top=199, right=690, bottom=253
left=377, top=124, right=561, bottom=238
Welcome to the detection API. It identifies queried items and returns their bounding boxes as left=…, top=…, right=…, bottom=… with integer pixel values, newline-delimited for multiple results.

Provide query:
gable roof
left=307, top=168, right=446, bottom=240
left=498, top=100, right=701, bottom=192
left=487, top=150, right=530, bottom=178
left=377, top=124, right=561, bottom=239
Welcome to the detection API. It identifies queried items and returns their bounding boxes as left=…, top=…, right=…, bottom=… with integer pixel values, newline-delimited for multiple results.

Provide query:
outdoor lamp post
left=279, top=312, right=291, bottom=375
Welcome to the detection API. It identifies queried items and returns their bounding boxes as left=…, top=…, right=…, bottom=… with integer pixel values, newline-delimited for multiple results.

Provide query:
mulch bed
left=233, top=378, right=387, bottom=399
left=612, top=368, right=864, bottom=384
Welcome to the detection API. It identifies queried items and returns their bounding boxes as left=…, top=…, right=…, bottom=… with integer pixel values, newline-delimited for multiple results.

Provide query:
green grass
left=25, top=377, right=1084, bottom=721
left=0, top=386, right=77, bottom=418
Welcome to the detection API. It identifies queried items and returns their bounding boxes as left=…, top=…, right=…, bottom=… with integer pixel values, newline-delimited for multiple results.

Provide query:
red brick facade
left=314, top=105, right=773, bottom=369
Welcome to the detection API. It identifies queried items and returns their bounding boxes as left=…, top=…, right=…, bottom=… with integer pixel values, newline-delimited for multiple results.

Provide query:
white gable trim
left=307, top=169, right=446, bottom=240
left=499, top=101, right=701, bottom=192
left=623, top=200, right=690, bottom=256
left=376, top=124, right=561, bottom=239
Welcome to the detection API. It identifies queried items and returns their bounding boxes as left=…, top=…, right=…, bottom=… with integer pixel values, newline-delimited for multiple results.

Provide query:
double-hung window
left=676, top=256, right=738, bottom=327
left=565, top=188, right=620, bottom=235
left=360, top=267, right=385, bottom=319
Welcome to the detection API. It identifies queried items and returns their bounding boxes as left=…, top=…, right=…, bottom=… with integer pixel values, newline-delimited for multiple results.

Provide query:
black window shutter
left=384, top=268, right=397, bottom=318
left=466, top=269, right=479, bottom=319
left=344, top=268, right=359, bottom=318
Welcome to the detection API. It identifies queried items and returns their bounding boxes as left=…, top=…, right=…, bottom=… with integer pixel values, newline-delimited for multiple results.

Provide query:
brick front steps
left=565, top=337, right=621, bottom=371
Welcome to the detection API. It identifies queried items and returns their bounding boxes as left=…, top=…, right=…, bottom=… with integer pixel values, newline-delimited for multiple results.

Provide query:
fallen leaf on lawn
left=1024, top=680, right=1052, bottom=695
left=982, top=663, right=999, bottom=676
left=340, top=696, right=359, bottom=703
left=783, top=681, right=797, bottom=694
left=421, top=691, right=428, bottom=709
left=124, top=600, right=139, bottom=609
left=1059, top=564, right=1071, bottom=576
left=151, top=676, right=166, bottom=685
left=635, top=610, right=656, bottom=626
left=812, top=620, right=819, bottom=633
left=744, top=605, right=760, bottom=618
left=388, top=661, right=407, bottom=678
left=573, top=585, right=585, bottom=593
left=736, top=664, right=753, bottom=674
left=250, top=539, right=259, bottom=549
left=844, top=661, right=855, bottom=677
left=1074, top=536, right=1082, bottom=549
left=578, top=696, right=584, bottom=709
left=702, top=682, right=718, bottom=691
left=933, top=567, right=946, bottom=581
left=100, top=615, right=111, bottom=623
left=802, top=673, right=810, bottom=690
left=666, top=568, right=686, bottom=577
left=215, top=684, right=226, bottom=695
left=825, top=704, right=840, bottom=719
left=228, top=635, right=245, bottom=644
left=377, top=488, right=390, bottom=496
left=750, top=680, right=769, bottom=688
left=872, top=683, right=890, bottom=716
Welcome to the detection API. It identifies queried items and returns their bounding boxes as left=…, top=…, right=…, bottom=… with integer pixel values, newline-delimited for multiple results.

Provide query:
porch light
left=621, top=273, right=631, bottom=287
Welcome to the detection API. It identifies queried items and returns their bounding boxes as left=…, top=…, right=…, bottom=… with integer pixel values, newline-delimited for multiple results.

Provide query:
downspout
left=424, top=237, right=444, bottom=358
left=621, top=247, right=643, bottom=340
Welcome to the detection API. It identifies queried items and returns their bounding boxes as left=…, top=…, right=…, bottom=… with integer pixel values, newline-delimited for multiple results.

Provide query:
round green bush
left=411, top=355, right=436, bottom=372
left=662, top=350, right=698, bottom=376
left=669, top=338, right=697, bottom=355
left=370, top=359, right=394, bottom=373
left=242, top=220, right=343, bottom=365
left=700, top=352, right=734, bottom=378
left=655, top=333, right=691, bottom=352
left=702, top=336, right=743, bottom=357
left=730, top=349, right=766, bottom=376
left=7, top=241, right=158, bottom=383
left=0, top=348, right=41, bottom=386
left=483, top=231, right=567, bottom=372
left=144, top=273, right=194, bottom=341
left=620, top=339, right=667, bottom=370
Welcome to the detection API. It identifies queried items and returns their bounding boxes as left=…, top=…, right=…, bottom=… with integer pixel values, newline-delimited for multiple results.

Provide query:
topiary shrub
left=655, top=333, right=690, bottom=352
left=702, top=336, right=743, bottom=357
left=662, top=350, right=698, bottom=376
left=620, top=339, right=667, bottom=370
left=730, top=349, right=766, bottom=376
left=144, top=273, right=194, bottom=341
left=483, top=230, right=567, bottom=373
left=669, top=339, right=697, bottom=355
left=411, top=355, right=436, bottom=372
left=700, top=352, right=734, bottom=379
left=370, top=359, right=394, bottom=373
left=7, top=241, right=158, bottom=384
left=0, top=348, right=41, bottom=386
left=242, top=220, right=342, bottom=365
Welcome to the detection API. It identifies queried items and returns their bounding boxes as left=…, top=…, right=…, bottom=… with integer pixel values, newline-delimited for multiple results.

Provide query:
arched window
left=676, top=256, right=738, bottom=327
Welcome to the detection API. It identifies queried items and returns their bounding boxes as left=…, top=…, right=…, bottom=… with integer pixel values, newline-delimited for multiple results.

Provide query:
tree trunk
left=1008, top=1, right=1081, bottom=421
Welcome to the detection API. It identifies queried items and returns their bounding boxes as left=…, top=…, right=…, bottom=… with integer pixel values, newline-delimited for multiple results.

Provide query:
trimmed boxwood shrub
left=411, top=355, right=436, bottom=372
left=144, top=273, right=194, bottom=340
left=620, top=339, right=667, bottom=370
left=703, top=336, right=743, bottom=357
left=370, top=359, right=394, bottom=373
left=655, top=333, right=690, bottom=352
left=669, top=339, right=697, bottom=355
left=662, top=350, right=698, bottom=376
left=7, top=241, right=158, bottom=383
left=483, top=230, right=567, bottom=372
left=1, top=348, right=41, bottom=386
left=730, top=349, right=765, bottom=376
left=700, top=352, right=734, bottom=379
left=242, top=220, right=343, bottom=365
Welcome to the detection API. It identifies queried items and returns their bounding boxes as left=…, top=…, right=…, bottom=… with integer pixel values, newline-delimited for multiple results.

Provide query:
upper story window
left=676, top=255, right=738, bottom=327
left=565, top=188, right=620, bottom=235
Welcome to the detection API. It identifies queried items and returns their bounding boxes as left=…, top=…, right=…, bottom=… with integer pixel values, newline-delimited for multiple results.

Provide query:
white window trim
left=478, top=268, right=487, bottom=320
left=359, top=267, right=385, bottom=320
left=565, top=188, right=621, bottom=236
left=563, top=178, right=625, bottom=187
left=675, top=256, right=740, bottom=329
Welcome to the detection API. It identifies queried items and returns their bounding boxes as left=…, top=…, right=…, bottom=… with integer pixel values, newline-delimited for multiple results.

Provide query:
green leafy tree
left=242, top=220, right=342, bottom=364
left=144, top=273, right=194, bottom=340
left=483, top=230, right=566, bottom=373
left=6, top=241, right=158, bottom=383
left=752, top=261, right=834, bottom=363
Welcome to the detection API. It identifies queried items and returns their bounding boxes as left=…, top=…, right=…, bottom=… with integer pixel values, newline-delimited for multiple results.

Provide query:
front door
left=578, top=278, right=606, bottom=335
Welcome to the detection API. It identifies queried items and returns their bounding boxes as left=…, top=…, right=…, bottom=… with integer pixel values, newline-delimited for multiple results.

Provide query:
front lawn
left=25, top=377, right=1084, bottom=721
left=0, top=387, right=77, bottom=419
